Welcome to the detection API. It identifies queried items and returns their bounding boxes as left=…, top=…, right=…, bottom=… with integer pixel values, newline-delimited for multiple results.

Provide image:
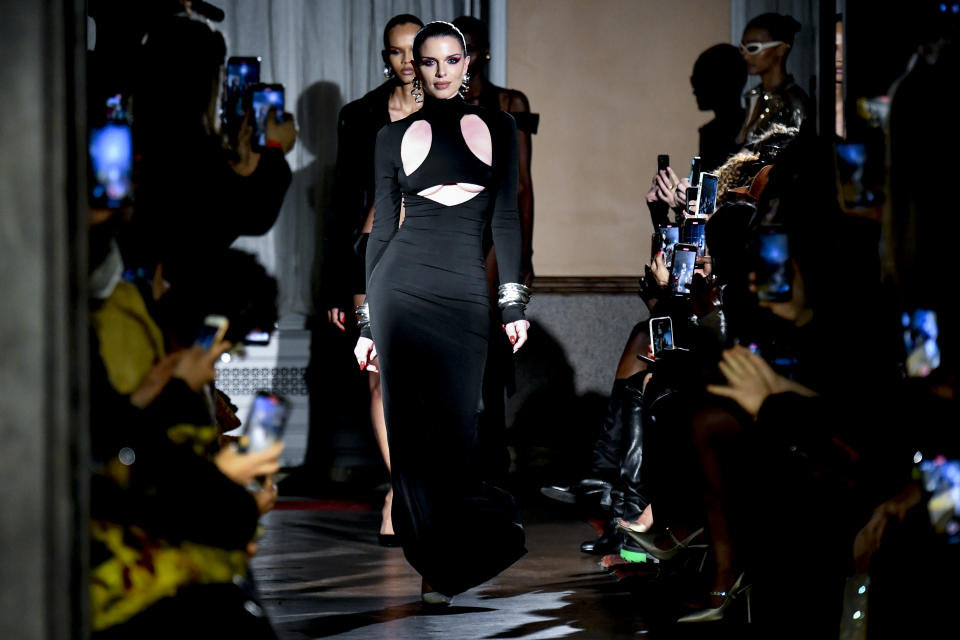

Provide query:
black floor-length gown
left=362, top=94, right=526, bottom=595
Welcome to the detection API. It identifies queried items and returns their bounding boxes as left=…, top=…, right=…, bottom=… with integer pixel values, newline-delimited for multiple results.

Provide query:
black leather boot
left=589, top=379, right=627, bottom=479
left=580, top=490, right=625, bottom=555
left=619, top=370, right=649, bottom=523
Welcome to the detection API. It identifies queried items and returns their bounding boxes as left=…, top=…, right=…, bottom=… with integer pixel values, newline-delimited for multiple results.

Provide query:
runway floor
left=251, top=498, right=748, bottom=639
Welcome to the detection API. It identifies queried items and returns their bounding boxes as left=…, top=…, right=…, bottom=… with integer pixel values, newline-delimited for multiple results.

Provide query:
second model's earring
left=383, top=65, right=393, bottom=79
left=411, top=78, right=423, bottom=103
left=459, top=72, right=471, bottom=98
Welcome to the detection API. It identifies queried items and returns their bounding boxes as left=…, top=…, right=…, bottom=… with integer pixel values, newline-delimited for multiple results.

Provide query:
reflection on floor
left=251, top=500, right=736, bottom=639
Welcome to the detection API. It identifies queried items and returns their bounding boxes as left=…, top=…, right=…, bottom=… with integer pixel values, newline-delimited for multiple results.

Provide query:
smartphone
left=241, top=390, right=292, bottom=453
left=250, top=83, right=284, bottom=149
left=649, top=316, right=675, bottom=357
left=222, top=56, right=261, bottom=134
left=755, top=226, right=793, bottom=302
left=682, top=218, right=707, bottom=259
left=88, top=122, right=133, bottom=208
left=669, top=243, right=697, bottom=295
left=688, top=156, right=702, bottom=187
left=243, top=329, right=272, bottom=346
left=194, top=315, right=229, bottom=350
left=697, top=173, right=719, bottom=217
left=657, top=154, right=670, bottom=173
left=902, top=309, right=940, bottom=378
left=657, top=224, right=680, bottom=268
left=685, top=186, right=699, bottom=216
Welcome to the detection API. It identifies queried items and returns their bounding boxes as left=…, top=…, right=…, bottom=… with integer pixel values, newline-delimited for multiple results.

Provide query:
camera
left=249, top=83, right=285, bottom=149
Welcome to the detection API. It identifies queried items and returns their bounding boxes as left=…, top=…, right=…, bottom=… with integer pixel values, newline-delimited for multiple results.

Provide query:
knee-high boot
left=619, top=370, right=649, bottom=523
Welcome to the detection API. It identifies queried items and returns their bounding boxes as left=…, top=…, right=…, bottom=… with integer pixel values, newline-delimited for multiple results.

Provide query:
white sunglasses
left=738, top=40, right=787, bottom=55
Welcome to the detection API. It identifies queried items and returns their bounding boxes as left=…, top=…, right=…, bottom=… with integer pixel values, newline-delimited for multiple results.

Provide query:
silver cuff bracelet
left=355, top=302, right=370, bottom=329
left=497, top=283, right=531, bottom=310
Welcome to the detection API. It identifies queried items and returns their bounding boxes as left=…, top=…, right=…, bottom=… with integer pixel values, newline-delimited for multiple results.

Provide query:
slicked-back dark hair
left=412, top=21, right=466, bottom=61
left=382, top=13, right=424, bottom=50
left=745, top=13, right=802, bottom=60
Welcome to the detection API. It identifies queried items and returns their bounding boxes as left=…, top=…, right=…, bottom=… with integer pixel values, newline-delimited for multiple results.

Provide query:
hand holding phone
left=195, top=315, right=229, bottom=350
left=657, top=154, right=670, bottom=173
left=240, top=391, right=292, bottom=453
left=649, top=316, right=675, bottom=357
left=250, top=83, right=285, bottom=149
left=669, top=243, right=698, bottom=295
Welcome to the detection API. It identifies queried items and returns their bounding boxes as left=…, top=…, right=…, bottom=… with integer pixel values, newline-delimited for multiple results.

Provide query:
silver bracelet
left=355, top=302, right=370, bottom=330
left=497, top=283, right=531, bottom=310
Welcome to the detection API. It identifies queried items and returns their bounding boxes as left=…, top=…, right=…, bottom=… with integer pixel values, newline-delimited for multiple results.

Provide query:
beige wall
left=508, top=0, right=731, bottom=276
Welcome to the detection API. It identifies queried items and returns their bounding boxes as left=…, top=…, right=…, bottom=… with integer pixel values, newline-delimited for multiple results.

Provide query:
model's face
left=740, top=26, right=785, bottom=76
left=386, top=22, right=420, bottom=84
left=416, top=36, right=469, bottom=100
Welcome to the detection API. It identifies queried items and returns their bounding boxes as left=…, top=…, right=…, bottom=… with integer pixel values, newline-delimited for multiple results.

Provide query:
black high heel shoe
left=676, top=573, right=752, bottom=623
left=378, top=533, right=399, bottom=547
left=616, top=525, right=708, bottom=561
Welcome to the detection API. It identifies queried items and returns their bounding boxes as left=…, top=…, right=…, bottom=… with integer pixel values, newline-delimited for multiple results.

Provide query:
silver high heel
left=676, top=573, right=752, bottom=623
left=615, top=525, right=708, bottom=561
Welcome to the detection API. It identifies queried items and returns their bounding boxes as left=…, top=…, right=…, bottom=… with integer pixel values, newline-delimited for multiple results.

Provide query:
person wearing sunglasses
left=735, top=13, right=809, bottom=145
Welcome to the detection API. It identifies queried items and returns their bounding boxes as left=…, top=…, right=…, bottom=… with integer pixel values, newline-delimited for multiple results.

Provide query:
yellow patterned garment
left=90, top=280, right=166, bottom=394
left=90, top=521, right=249, bottom=631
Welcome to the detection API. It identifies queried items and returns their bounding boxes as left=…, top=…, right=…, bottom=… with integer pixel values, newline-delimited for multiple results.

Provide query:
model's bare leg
left=369, top=370, right=394, bottom=536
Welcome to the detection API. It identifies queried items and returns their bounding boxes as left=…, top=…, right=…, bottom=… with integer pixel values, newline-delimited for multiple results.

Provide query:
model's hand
left=504, top=320, right=531, bottom=353
left=354, top=337, right=379, bottom=372
left=327, top=307, right=346, bottom=331
left=706, top=345, right=816, bottom=417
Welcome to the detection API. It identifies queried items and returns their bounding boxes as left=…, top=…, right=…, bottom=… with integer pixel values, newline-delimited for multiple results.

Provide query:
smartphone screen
left=756, top=228, right=792, bottom=302
left=223, top=57, right=261, bottom=121
left=682, top=219, right=707, bottom=258
left=669, top=243, right=697, bottom=295
left=689, top=156, right=702, bottom=186
left=659, top=224, right=680, bottom=268
left=251, top=84, right=284, bottom=148
left=697, top=173, right=719, bottom=217
left=242, top=391, right=291, bottom=452
left=657, top=154, right=670, bottom=173
left=650, top=316, right=675, bottom=357
left=88, top=123, right=133, bottom=208
left=244, top=329, right=272, bottom=346
left=194, top=315, right=228, bottom=350
left=902, top=309, right=940, bottom=378
left=685, top=187, right=699, bottom=216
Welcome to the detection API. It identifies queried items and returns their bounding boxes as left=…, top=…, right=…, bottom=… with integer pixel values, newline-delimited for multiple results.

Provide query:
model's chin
left=426, top=86, right=459, bottom=100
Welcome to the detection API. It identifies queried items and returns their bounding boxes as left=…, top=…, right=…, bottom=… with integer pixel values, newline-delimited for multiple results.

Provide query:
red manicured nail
left=510, top=336, right=516, bottom=344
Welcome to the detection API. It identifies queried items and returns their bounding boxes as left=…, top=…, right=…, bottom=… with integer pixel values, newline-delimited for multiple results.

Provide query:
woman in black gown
left=353, top=21, right=529, bottom=602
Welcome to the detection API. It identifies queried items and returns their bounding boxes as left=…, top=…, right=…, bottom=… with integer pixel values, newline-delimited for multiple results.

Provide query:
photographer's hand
left=650, top=251, right=669, bottom=288
left=173, top=340, right=232, bottom=393
left=707, top=345, right=816, bottom=417
left=266, top=109, right=298, bottom=154
left=215, top=442, right=284, bottom=486
left=231, top=110, right=261, bottom=177
left=689, top=273, right=721, bottom=317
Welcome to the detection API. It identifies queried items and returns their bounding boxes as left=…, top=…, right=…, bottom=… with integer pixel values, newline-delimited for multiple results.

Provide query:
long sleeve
left=362, top=125, right=403, bottom=338
left=490, top=112, right=524, bottom=323
left=321, top=103, right=372, bottom=308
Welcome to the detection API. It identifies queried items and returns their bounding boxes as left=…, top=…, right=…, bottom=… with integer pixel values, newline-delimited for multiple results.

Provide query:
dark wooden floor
left=251, top=499, right=743, bottom=639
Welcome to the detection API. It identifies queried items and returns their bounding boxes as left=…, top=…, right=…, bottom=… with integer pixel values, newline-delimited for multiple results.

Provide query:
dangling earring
left=411, top=78, right=423, bottom=103
left=383, top=65, right=394, bottom=79
left=459, top=72, right=471, bottom=98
